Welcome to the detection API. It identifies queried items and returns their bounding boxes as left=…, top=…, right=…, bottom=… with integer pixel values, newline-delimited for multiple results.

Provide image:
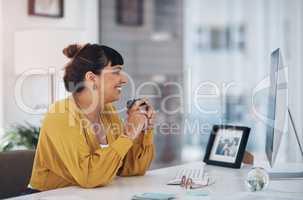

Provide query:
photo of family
left=215, top=137, right=240, bottom=157
left=207, top=128, right=245, bottom=164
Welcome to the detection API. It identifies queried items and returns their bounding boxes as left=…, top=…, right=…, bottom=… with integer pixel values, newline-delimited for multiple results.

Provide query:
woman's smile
left=115, top=83, right=126, bottom=93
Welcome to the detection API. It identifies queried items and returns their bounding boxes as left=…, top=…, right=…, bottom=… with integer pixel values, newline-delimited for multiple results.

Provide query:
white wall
left=1, top=0, right=98, bottom=129
left=301, top=1, right=303, bottom=142
left=184, top=0, right=268, bottom=96
left=283, top=0, right=303, bottom=160
left=184, top=0, right=269, bottom=151
left=0, top=0, right=4, bottom=137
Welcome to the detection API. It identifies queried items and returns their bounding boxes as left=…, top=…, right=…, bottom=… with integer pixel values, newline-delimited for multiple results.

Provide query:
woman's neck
left=73, top=90, right=108, bottom=145
left=73, top=90, right=104, bottom=123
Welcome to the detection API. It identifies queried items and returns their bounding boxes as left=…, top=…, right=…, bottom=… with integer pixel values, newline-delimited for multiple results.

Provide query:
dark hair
left=63, top=43, right=124, bottom=93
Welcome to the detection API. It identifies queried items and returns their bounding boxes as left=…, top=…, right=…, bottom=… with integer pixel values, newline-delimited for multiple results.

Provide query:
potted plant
left=0, top=122, right=40, bottom=152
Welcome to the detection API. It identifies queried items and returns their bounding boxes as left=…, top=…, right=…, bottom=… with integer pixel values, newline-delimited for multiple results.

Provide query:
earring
left=93, top=84, right=97, bottom=90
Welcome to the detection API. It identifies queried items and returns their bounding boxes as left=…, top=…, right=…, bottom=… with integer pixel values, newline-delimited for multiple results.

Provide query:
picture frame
left=203, top=125, right=250, bottom=168
left=28, top=0, right=64, bottom=18
left=116, top=0, right=143, bottom=26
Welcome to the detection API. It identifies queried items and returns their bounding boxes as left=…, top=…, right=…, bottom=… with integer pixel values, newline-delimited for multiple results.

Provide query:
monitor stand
left=269, top=108, right=303, bottom=180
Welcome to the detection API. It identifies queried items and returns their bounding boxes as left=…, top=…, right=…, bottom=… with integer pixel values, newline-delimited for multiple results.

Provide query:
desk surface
left=11, top=162, right=303, bottom=200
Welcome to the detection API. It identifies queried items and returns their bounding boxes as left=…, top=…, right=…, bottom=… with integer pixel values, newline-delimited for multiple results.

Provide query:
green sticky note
left=186, top=190, right=209, bottom=197
left=132, top=192, right=176, bottom=200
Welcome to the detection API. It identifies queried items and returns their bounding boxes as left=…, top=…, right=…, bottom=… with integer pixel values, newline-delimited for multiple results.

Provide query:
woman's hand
left=125, top=99, right=148, bottom=140
left=125, top=98, right=156, bottom=139
left=143, top=98, right=156, bottom=130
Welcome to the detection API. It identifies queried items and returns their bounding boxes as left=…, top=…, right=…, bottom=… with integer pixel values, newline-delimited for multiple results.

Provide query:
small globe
left=245, top=167, right=270, bottom=192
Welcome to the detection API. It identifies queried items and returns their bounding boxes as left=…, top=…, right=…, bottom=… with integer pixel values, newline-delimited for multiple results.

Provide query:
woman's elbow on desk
left=118, top=145, right=155, bottom=177
left=74, top=165, right=119, bottom=188
left=118, top=169, right=147, bottom=177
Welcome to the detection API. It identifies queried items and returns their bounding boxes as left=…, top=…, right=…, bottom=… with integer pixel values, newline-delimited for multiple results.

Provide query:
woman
left=29, top=43, right=155, bottom=191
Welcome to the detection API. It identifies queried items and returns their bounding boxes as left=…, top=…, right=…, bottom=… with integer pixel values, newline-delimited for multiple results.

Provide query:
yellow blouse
left=29, top=97, right=155, bottom=191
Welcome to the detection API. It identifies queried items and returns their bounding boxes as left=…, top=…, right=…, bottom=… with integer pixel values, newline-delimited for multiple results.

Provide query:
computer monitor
left=265, top=48, right=303, bottom=179
left=265, top=48, right=288, bottom=167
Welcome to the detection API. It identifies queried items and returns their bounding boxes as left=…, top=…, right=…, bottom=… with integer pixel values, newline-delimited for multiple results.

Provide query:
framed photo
left=203, top=125, right=250, bottom=168
left=116, top=0, right=143, bottom=26
left=28, top=0, right=64, bottom=18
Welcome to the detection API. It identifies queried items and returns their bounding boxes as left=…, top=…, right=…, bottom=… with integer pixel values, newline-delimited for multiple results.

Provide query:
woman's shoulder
left=40, top=98, right=82, bottom=134
left=43, top=98, right=74, bottom=124
left=47, top=98, right=70, bottom=115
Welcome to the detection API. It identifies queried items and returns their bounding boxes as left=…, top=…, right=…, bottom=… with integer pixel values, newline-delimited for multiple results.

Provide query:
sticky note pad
left=186, top=190, right=209, bottom=197
left=132, top=192, right=176, bottom=200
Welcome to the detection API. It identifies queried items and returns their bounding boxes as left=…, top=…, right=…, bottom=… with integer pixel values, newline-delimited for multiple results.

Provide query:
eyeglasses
left=180, top=174, right=214, bottom=189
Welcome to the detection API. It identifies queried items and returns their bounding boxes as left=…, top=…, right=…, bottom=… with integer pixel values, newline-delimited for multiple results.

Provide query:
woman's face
left=96, top=63, right=128, bottom=104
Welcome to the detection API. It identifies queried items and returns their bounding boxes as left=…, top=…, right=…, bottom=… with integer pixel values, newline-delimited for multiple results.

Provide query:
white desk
left=10, top=162, right=303, bottom=200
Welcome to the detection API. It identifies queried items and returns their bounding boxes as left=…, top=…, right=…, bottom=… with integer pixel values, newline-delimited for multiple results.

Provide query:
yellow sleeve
left=104, top=104, right=155, bottom=176
left=40, top=112, right=134, bottom=188
left=117, top=129, right=155, bottom=176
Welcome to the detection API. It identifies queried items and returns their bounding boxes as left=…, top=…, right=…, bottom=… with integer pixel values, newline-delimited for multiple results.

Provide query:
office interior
left=0, top=0, right=302, bottom=198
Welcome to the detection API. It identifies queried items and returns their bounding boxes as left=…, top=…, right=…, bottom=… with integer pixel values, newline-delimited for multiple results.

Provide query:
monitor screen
left=266, top=49, right=279, bottom=167
left=266, top=48, right=288, bottom=167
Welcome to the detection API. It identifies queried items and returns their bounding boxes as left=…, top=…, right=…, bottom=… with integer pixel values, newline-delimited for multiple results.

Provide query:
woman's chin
left=114, top=96, right=121, bottom=102
left=105, top=90, right=122, bottom=103
left=111, top=93, right=122, bottom=102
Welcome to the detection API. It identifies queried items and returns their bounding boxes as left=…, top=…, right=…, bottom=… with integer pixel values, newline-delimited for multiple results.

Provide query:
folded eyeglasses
left=180, top=174, right=214, bottom=189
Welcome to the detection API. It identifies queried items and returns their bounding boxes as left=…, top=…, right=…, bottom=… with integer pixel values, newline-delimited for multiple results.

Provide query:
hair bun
left=63, top=44, right=82, bottom=58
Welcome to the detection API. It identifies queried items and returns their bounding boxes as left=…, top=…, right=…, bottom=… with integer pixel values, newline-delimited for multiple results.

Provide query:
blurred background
left=0, top=0, right=302, bottom=169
